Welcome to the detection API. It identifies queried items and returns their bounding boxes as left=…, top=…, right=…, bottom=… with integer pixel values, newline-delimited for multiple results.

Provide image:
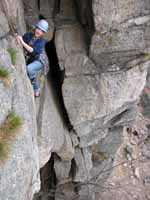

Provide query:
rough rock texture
left=0, top=1, right=72, bottom=200
left=36, top=78, right=74, bottom=168
left=54, top=0, right=150, bottom=199
left=22, top=0, right=39, bottom=28
left=0, top=3, right=40, bottom=199
left=0, top=0, right=150, bottom=200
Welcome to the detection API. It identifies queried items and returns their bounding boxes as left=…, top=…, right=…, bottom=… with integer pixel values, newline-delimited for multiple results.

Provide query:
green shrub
left=7, top=48, right=17, bottom=65
left=0, top=66, right=11, bottom=87
left=1, top=112, right=23, bottom=137
left=0, top=140, right=9, bottom=162
left=0, top=112, right=23, bottom=163
left=0, top=67, right=10, bottom=78
left=144, top=53, right=150, bottom=60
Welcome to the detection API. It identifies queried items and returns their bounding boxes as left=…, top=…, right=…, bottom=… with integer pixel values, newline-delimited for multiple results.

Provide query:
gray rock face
left=0, top=2, right=72, bottom=200
left=0, top=0, right=150, bottom=200
left=54, top=0, right=150, bottom=199
left=56, top=0, right=149, bottom=156
left=22, top=0, right=39, bottom=28
left=0, top=0, right=25, bottom=35
left=36, top=79, right=73, bottom=167
left=0, top=41, right=40, bottom=200
left=0, top=3, right=40, bottom=199
left=63, top=63, right=147, bottom=126
left=54, top=158, right=71, bottom=182
left=91, top=0, right=150, bottom=70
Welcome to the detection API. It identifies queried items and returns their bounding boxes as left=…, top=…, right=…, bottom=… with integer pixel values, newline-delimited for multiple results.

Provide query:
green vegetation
left=0, top=67, right=10, bottom=78
left=144, top=53, right=150, bottom=60
left=0, top=112, right=23, bottom=163
left=0, top=140, right=9, bottom=162
left=7, top=48, right=17, bottom=65
left=0, top=66, right=11, bottom=87
left=1, top=112, right=23, bottom=137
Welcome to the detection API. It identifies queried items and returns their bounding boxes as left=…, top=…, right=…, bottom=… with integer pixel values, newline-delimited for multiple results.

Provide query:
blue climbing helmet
left=36, top=20, right=49, bottom=32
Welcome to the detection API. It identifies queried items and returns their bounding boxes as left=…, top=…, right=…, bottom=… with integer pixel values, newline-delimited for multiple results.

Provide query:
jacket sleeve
left=23, top=32, right=32, bottom=44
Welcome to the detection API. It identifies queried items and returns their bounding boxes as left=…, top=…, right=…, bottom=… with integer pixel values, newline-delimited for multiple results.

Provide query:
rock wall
left=54, top=0, right=150, bottom=199
left=0, top=0, right=150, bottom=200
left=0, top=1, right=40, bottom=199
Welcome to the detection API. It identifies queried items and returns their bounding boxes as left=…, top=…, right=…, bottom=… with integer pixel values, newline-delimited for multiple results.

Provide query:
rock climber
left=16, top=19, right=49, bottom=97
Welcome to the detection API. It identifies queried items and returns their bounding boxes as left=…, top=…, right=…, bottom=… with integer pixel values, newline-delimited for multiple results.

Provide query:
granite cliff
left=0, top=0, right=150, bottom=200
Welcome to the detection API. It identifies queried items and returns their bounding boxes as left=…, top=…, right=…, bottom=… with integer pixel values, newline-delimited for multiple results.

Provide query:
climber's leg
left=26, top=60, right=43, bottom=95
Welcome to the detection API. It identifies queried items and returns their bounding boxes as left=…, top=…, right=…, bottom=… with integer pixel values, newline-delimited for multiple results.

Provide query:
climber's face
left=34, top=28, right=44, bottom=38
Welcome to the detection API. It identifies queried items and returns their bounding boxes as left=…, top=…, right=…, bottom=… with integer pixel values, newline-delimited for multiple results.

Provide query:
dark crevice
left=45, top=0, right=95, bottom=131
left=39, top=14, right=46, bottom=20
left=110, top=109, right=129, bottom=125
left=37, top=0, right=40, bottom=11
left=53, top=0, right=61, bottom=17
left=45, top=31, right=73, bottom=131
left=37, top=0, right=47, bottom=20
left=69, top=158, right=77, bottom=180
left=33, top=154, right=57, bottom=200
left=37, top=0, right=46, bottom=20
left=74, top=0, right=95, bottom=53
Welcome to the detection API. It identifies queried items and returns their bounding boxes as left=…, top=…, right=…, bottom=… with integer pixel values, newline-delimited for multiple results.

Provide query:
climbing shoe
left=34, top=89, right=40, bottom=98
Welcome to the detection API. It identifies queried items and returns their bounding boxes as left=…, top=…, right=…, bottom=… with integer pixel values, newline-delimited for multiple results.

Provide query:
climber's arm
left=16, top=35, right=33, bottom=53
left=21, top=39, right=33, bottom=53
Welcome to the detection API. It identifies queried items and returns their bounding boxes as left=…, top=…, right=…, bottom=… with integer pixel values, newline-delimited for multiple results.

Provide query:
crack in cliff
left=36, top=82, right=46, bottom=136
left=74, top=0, right=95, bottom=53
left=45, top=33, right=73, bottom=131
left=33, top=154, right=57, bottom=200
left=64, top=55, right=149, bottom=79
left=35, top=1, right=74, bottom=131
left=37, top=0, right=40, bottom=11
left=53, top=0, right=61, bottom=18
